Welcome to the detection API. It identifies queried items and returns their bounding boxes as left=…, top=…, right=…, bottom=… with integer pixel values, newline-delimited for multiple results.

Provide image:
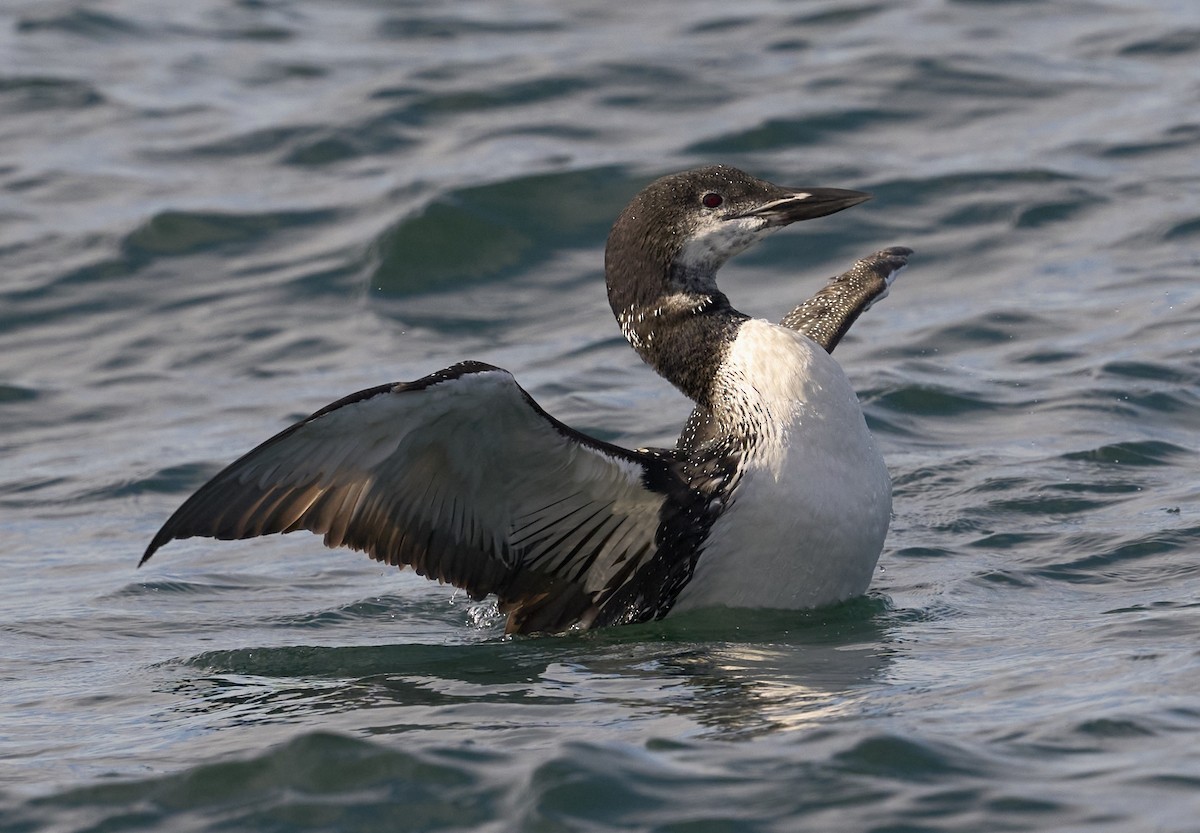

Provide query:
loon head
left=604, top=165, right=869, bottom=391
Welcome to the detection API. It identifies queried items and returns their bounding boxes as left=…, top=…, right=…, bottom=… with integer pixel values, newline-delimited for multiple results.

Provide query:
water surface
left=2, top=1, right=1199, bottom=830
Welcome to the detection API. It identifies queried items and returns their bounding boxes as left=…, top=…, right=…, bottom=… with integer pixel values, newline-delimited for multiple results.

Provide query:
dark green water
left=3, top=1, right=1199, bottom=830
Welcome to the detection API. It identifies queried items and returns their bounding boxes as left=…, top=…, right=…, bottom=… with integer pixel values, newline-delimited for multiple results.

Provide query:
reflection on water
left=167, top=604, right=893, bottom=743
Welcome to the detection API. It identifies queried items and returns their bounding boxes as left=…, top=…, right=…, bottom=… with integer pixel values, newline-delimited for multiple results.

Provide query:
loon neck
left=607, top=262, right=748, bottom=403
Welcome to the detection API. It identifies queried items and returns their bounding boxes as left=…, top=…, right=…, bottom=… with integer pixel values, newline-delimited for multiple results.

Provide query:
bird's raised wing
left=781, top=246, right=912, bottom=352
left=141, top=361, right=673, bottom=634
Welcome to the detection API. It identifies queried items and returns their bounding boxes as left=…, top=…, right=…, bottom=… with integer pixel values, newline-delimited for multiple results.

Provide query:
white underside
left=670, top=319, right=892, bottom=613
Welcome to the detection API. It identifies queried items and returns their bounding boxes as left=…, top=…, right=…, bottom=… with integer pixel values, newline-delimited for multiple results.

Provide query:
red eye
left=702, top=192, right=723, bottom=209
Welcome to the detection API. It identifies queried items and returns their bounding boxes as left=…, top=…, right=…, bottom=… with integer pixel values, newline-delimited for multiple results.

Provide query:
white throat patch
left=676, top=215, right=776, bottom=278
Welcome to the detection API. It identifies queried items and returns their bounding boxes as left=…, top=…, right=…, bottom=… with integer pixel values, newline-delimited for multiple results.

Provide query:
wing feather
left=142, top=361, right=674, bottom=632
left=780, top=246, right=911, bottom=352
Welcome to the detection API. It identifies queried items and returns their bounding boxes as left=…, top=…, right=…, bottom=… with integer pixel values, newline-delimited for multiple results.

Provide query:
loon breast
left=669, top=319, right=893, bottom=613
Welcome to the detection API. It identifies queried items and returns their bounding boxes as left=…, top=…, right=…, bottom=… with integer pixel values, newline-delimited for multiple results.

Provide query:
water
left=2, top=0, right=1199, bottom=830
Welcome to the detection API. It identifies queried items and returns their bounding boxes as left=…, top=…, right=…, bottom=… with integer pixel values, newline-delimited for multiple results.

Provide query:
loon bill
left=141, top=165, right=911, bottom=634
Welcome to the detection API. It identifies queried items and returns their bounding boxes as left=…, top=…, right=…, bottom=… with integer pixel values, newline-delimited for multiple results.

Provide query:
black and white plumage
left=141, top=165, right=910, bottom=634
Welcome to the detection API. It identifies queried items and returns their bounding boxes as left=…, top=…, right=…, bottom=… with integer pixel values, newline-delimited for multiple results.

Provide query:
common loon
left=141, top=165, right=910, bottom=634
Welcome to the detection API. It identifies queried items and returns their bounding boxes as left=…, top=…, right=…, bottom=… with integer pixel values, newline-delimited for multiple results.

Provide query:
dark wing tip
left=138, top=542, right=157, bottom=568
left=139, top=498, right=211, bottom=567
left=133, top=373, right=424, bottom=572
left=868, top=245, right=914, bottom=273
left=139, top=525, right=177, bottom=567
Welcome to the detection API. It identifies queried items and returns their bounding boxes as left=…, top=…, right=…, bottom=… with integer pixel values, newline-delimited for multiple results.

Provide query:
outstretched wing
left=781, top=246, right=912, bottom=352
left=142, top=361, right=673, bottom=633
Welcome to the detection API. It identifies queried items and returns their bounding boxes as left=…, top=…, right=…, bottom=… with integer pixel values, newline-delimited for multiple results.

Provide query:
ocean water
left=2, top=0, right=1199, bottom=830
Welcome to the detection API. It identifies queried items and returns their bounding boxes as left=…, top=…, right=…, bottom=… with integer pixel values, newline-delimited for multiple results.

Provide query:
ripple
left=983, top=494, right=1112, bottom=516
left=377, top=15, right=563, bottom=40
left=0, top=476, right=72, bottom=508
left=1073, top=717, right=1156, bottom=739
left=0, top=383, right=40, bottom=404
left=168, top=116, right=420, bottom=167
left=264, top=594, right=443, bottom=629
left=1099, top=360, right=1196, bottom=384
left=832, top=734, right=990, bottom=781
left=183, top=124, right=318, bottom=158
left=218, top=24, right=294, bottom=43
left=592, top=62, right=731, bottom=111
left=398, top=75, right=595, bottom=124
left=789, top=4, right=890, bottom=27
left=85, top=462, right=220, bottom=500
left=892, top=546, right=958, bottom=560
left=1010, top=348, right=1086, bottom=365
left=370, top=201, right=531, bottom=293
left=877, top=168, right=1080, bottom=206
left=1045, top=480, right=1144, bottom=496
left=16, top=732, right=496, bottom=832
left=1163, top=216, right=1200, bottom=241
left=973, top=570, right=1036, bottom=588
left=185, top=641, right=552, bottom=686
left=14, top=8, right=143, bottom=38
left=1061, top=440, right=1193, bottom=467
left=686, top=108, right=917, bottom=154
left=0, top=76, right=105, bottom=112
left=370, top=166, right=628, bottom=295
left=889, top=56, right=1072, bottom=100
left=898, top=309, right=1059, bottom=356
left=1013, top=195, right=1091, bottom=229
left=969, top=531, right=1059, bottom=551
left=872, top=383, right=999, bottom=417
left=1037, top=526, right=1200, bottom=584
left=686, top=16, right=758, bottom=35
left=284, top=127, right=418, bottom=166
left=1118, top=29, right=1200, bottom=57
left=122, top=209, right=337, bottom=259
left=1042, top=386, right=1200, bottom=425
left=110, top=578, right=238, bottom=597
left=1087, top=123, right=1200, bottom=159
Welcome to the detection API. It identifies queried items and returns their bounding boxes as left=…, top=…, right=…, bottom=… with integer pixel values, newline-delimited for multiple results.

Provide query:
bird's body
left=142, top=165, right=910, bottom=634
left=669, top=319, right=891, bottom=614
